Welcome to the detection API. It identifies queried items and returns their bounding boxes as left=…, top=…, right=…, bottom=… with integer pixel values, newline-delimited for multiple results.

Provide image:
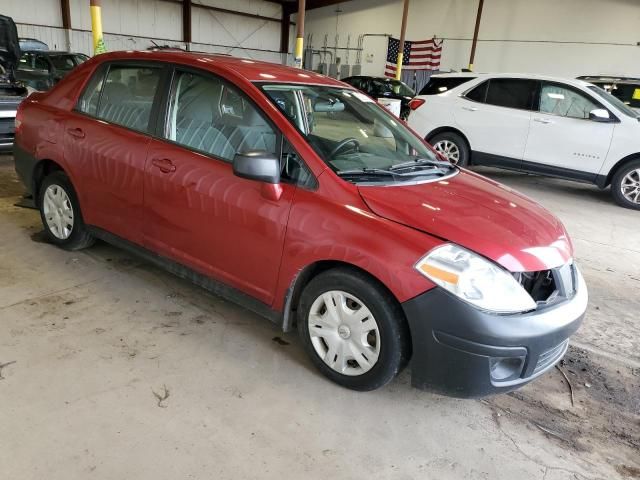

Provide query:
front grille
left=513, top=269, right=556, bottom=303
left=513, top=263, right=576, bottom=306
left=533, top=340, right=568, bottom=374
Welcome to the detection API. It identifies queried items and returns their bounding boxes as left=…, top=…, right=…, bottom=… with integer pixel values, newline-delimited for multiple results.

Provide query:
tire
left=611, top=159, right=640, bottom=210
left=297, top=268, right=410, bottom=391
left=430, top=131, right=469, bottom=166
left=38, top=171, right=95, bottom=250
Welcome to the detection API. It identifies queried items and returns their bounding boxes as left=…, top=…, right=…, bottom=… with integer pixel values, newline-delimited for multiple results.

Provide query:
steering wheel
left=329, top=137, right=360, bottom=158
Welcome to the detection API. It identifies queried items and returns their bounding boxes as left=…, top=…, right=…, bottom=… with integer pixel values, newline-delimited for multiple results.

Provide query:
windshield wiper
left=335, top=168, right=396, bottom=177
left=388, top=158, right=452, bottom=171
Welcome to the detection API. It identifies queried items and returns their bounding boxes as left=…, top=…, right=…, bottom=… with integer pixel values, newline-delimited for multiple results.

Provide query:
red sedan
left=13, top=51, right=587, bottom=396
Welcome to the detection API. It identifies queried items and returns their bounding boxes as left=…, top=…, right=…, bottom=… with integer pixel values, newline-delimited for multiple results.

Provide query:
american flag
left=384, top=37, right=443, bottom=77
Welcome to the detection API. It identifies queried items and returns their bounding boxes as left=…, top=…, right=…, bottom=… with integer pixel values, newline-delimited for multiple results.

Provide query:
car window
left=344, top=77, right=363, bottom=90
left=485, top=79, right=537, bottom=110
left=34, top=56, right=50, bottom=72
left=465, top=80, right=488, bottom=102
left=18, top=52, right=48, bottom=72
left=281, top=138, right=314, bottom=187
left=77, top=66, right=107, bottom=116
left=49, top=55, right=77, bottom=71
left=420, top=77, right=475, bottom=95
left=165, top=70, right=277, bottom=163
left=609, top=83, right=640, bottom=109
left=94, top=65, right=162, bottom=133
left=588, top=85, right=638, bottom=118
left=539, top=83, right=599, bottom=119
left=262, top=84, right=440, bottom=177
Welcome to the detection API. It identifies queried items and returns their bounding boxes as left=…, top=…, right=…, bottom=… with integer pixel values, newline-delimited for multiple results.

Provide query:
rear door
left=523, top=81, right=614, bottom=176
left=143, top=68, right=303, bottom=305
left=64, top=61, right=166, bottom=244
left=454, top=78, right=537, bottom=165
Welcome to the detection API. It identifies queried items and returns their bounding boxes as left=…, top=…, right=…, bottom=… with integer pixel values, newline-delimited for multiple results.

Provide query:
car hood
left=0, top=15, right=20, bottom=79
left=357, top=170, right=573, bottom=272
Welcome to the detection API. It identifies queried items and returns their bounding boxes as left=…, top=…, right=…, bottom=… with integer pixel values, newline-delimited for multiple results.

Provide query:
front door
left=524, top=81, right=614, bottom=177
left=64, top=62, right=165, bottom=244
left=143, top=69, right=295, bottom=305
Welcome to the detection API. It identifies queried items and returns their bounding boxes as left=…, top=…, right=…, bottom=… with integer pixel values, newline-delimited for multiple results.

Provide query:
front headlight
left=415, top=244, right=537, bottom=314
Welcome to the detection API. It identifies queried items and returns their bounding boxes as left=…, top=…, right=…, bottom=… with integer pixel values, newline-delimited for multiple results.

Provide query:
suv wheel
left=38, top=171, right=95, bottom=250
left=298, top=268, right=410, bottom=391
left=430, top=132, right=469, bottom=166
left=611, top=160, right=640, bottom=210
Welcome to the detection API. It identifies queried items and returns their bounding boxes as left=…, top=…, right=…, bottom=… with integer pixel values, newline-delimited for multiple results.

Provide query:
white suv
left=408, top=73, right=640, bottom=209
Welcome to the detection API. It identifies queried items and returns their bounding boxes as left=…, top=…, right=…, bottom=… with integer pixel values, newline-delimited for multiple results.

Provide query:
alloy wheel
left=433, top=140, right=460, bottom=164
left=43, top=184, right=74, bottom=240
left=307, top=290, right=380, bottom=376
left=620, top=168, right=640, bottom=205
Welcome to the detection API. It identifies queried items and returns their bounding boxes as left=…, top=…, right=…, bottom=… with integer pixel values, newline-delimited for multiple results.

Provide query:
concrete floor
left=1, top=155, right=638, bottom=480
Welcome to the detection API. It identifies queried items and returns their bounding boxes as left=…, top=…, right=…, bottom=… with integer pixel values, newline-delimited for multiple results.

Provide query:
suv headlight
left=415, top=244, right=537, bottom=314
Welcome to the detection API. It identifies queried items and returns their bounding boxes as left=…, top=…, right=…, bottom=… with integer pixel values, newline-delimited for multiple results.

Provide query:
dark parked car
left=17, top=51, right=89, bottom=91
left=0, top=14, right=28, bottom=152
left=18, top=37, right=48, bottom=52
left=578, top=75, right=640, bottom=112
left=342, top=75, right=415, bottom=119
left=14, top=51, right=586, bottom=396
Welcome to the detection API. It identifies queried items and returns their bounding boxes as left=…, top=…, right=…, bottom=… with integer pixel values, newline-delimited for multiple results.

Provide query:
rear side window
left=96, top=65, right=162, bottom=133
left=420, top=77, right=475, bottom=95
left=485, top=79, right=537, bottom=110
left=77, top=67, right=107, bottom=116
left=465, top=80, right=488, bottom=102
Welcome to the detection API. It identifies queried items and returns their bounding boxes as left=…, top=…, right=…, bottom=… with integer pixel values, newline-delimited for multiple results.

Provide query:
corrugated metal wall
left=10, top=0, right=287, bottom=63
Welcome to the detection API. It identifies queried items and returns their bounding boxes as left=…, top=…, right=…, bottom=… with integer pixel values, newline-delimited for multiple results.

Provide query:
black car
left=578, top=75, right=640, bottom=113
left=0, top=14, right=28, bottom=152
left=16, top=50, right=89, bottom=91
left=342, top=75, right=415, bottom=120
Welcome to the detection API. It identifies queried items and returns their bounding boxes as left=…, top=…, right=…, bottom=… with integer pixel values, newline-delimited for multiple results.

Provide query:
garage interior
left=1, top=1, right=639, bottom=479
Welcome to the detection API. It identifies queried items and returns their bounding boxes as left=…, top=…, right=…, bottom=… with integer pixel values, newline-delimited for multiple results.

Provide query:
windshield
left=588, top=85, right=638, bottom=118
left=371, top=78, right=415, bottom=97
left=49, top=54, right=86, bottom=71
left=260, top=84, right=451, bottom=183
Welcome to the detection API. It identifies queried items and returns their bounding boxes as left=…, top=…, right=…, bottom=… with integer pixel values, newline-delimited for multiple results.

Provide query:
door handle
left=66, top=127, right=85, bottom=139
left=462, top=106, right=478, bottom=112
left=533, top=117, right=553, bottom=124
left=151, top=158, right=176, bottom=173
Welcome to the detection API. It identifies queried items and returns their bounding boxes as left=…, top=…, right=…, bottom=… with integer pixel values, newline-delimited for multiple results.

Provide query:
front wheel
left=430, top=132, right=469, bottom=166
left=611, top=160, right=640, bottom=210
left=298, top=268, right=410, bottom=391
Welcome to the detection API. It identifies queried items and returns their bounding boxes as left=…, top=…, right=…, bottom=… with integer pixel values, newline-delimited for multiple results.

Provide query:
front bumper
left=402, top=268, right=587, bottom=398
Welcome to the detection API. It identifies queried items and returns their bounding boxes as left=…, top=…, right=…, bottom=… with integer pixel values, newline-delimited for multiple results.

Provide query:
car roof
left=578, top=75, right=640, bottom=84
left=431, top=72, right=593, bottom=88
left=90, top=50, right=347, bottom=87
left=22, top=50, right=84, bottom=55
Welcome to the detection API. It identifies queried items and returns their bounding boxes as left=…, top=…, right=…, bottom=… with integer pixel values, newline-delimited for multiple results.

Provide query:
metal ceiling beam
left=60, top=0, right=72, bottom=29
left=264, top=0, right=354, bottom=12
left=183, top=0, right=192, bottom=45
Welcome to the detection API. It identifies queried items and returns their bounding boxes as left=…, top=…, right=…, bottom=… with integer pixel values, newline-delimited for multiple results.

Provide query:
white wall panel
left=303, top=0, right=640, bottom=77
left=10, top=0, right=284, bottom=60
left=3, top=0, right=62, bottom=27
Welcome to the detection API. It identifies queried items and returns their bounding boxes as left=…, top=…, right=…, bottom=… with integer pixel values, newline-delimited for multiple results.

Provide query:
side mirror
left=589, top=108, right=611, bottom=122
left=232, top=151, right=280, bottom=184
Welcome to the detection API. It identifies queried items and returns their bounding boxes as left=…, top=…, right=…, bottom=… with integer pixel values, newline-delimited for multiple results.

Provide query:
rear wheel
left=297, top=268, right=410, bottom=391
left=430, top=131, right=469, bottom=166
left=38, top=171, right=95, bottom=250
left=611, top=160, right=640, bottom=210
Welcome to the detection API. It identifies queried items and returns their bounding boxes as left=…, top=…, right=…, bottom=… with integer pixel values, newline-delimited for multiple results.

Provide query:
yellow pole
left=294, top=0, right=306, bottom=68
left=395, top=0, right=410, bottom=80
left=90, top=0, right=106, bottom=55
